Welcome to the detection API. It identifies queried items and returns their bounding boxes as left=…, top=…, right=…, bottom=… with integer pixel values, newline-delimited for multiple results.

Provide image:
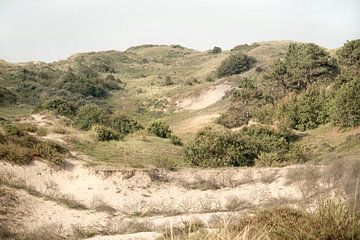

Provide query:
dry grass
left=160, top=200, right=360, bottom=240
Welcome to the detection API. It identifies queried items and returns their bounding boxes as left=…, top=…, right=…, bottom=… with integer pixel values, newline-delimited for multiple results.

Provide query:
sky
left=0, top=0, right=359, bottom=63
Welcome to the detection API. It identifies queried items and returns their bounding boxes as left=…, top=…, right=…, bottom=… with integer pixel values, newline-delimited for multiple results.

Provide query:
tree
left=332, top=77, right=360, bottom=128
left=266, top=43, right=337, bottom=90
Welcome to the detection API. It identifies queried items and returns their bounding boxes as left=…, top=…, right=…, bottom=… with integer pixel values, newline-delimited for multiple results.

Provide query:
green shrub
left=266, top=43, right=337, bottom=90
left=42, top=98, right=78, bottom=117
left=217, top=53, right=256, bottom=77
left=74, top=104, right=110, bottom=130
left=147, top=120, right=172, bottom=138
left=109, top=113, right=143, bottom=136
left=277, top=85, right=332, bottom=131
left=332, top=77, right=360, bottom=128
left=186, top=126, right=302, bottom=167
left=0, top=87, right=17, bottom=105
left=93, top=125, right=119, bottom=141
left=185, top=128, right=258, bottom=167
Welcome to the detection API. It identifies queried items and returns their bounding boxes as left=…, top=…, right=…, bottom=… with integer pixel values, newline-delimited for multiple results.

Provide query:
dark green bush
left=42, top=98, right=78, bottom=117
left=93, top=125, right=119, bottom=141
left=332, top=77, right=360, bottom=128
left=211, top=46, right=222, bottom=54
left=185, top=128, right=258, bottom=167
left=277, top=85, right=332, bottom=131
left=109, top=113, right=143, bottom=136
left=73, top=104, right=111, bottom=130
left=147, top=120, right=172, bottom=138
left=217, top=53, right=256, bottom=77
left=266, top=43, right=337, bottom=90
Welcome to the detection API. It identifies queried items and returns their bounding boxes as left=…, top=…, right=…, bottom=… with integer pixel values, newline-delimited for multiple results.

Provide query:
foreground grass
left=160, top=201, right=360, bottom=240
left=0, top=105, right=33, bottom=119
left=71, top=131, right=186, bottom=168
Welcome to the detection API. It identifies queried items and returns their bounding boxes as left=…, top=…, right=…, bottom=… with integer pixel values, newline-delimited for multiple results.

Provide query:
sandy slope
left=177, top=83, right=232, bottom=110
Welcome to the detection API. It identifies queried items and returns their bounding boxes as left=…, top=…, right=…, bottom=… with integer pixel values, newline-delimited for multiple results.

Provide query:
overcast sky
left=0, top=0, right=359, bottom=62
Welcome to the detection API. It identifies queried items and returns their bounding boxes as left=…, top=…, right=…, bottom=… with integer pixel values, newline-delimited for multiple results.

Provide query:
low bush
left=93, top=125, right=119, bottom=141
left=73, top=104, right=111, bottom=130
left=217, top=53, right=256, bottom=78
left=42, top=98, right=78, bottom=117
left=109, top=113, right=143, bottom=136
left=185, top=126, right=303, bottom=167
left=170, top=134, right=183, bottom=146
left=147, top=120, right=172, bottom=138
left=185, top=128, right=258, bottom=167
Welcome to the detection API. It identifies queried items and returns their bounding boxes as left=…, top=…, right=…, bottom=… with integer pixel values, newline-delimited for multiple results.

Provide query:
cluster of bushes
left=147, top=120, right=183, bottom=146
left=0, top=61, right=122, bottom=105
left=185, top=125, right=304, bottom=167
left=221, top=40, right=360, bottom=131
left=0, top=124, right=68, bottom=166
left=216, top=53, right=256, bottom=77
left=73, top=104, right=144, bottom=141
